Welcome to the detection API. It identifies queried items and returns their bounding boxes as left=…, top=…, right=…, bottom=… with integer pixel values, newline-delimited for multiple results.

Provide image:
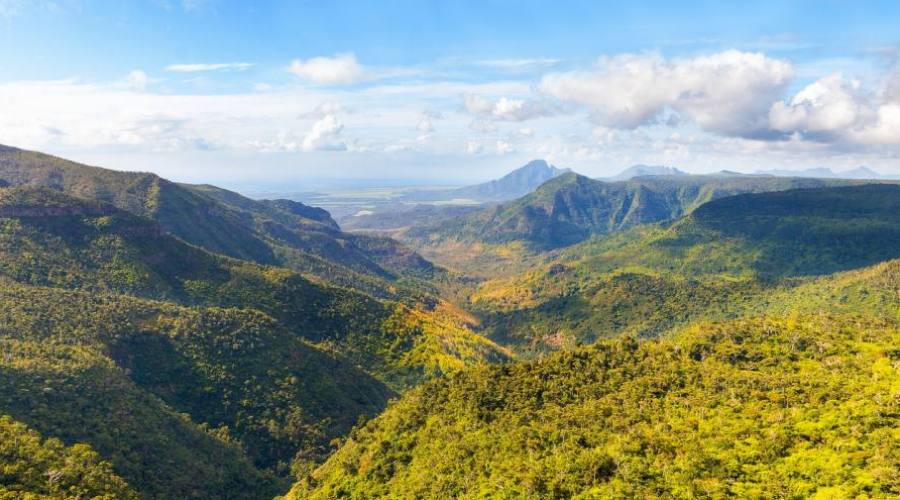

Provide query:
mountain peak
left=446, top=159, right=571, bottom=202
left=504, top=159, right=570, bottom=178
left=606, top=164, right=686, bottom=181
left=839, top=165, right=882, bottom=179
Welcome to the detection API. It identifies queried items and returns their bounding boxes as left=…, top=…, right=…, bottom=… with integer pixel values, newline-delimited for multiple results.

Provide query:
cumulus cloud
left=496, top=140, right=514, bottom=154
left=301, top=114, right=346, bottom=151
left=416, top=117, right=434, bottom=132
left=540, top=50, right=794, bottom=138
left=468, top=119, right=498, bottom=133
left=289, top=54, right=364, bottom=85
left=510, top=127, right=535, bottom=139
left=463, top=94, right=551, bottom=121
left=466, top=141, right=484, bottom=154
left=299, top=100, right=345, bottom=118
left=166, top=62, right=253, bottom=72
left=126, top=70, right=149, bottom=91
left=770, top=72, right=900, bottom=146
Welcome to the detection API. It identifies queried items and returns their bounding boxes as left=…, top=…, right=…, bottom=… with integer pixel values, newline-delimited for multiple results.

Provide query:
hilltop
left=405, top=172, right=862, bottom=250
left=0, top=145, right=439, bottom=298
left=469, top=184, right=900, bottom=350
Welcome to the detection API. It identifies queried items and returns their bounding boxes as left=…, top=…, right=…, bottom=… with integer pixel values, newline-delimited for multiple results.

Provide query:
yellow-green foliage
left=468, top=185, right=900, bottom=352
left=0, top=415, right=138, bottom=499
left=293, top=314, right=900, bottom=499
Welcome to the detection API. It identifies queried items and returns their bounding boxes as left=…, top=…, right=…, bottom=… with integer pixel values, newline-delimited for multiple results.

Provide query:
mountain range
left=402, top=171, right=865, bottom=253
left=2, top=145, right=899, bottom=499
left=600, top=163, right=687, bottom=181
left=755, top=165, right=896, bottom=179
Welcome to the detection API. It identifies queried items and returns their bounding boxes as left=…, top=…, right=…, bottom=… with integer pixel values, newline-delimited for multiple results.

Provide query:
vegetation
left=0, top=145, right=441, bottom=299
left=469, top=185, right=900, bottom=351
left=0, top=415, right=138, bottom=499
left=402, top=172, right=872, bottom=275
left=0, top=184, right=506, bottom=497
left=293, top=313, right=900, bottom=498
left=0, top=186, right=507, bottom=388
left=4, top=146, right=900, bottom=499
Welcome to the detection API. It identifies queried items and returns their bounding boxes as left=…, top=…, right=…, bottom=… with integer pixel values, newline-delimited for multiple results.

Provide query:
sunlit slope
left=293, top=313, right=900, bottom=498
left=0, top=186, right=508, bottom=389
left=0, top=144, right=440, bottom=298
left=0, top=415, right=139, bottom=499
left=470, top=184, right=900, bottom=350
left=404, top=172, right=860, bottom=254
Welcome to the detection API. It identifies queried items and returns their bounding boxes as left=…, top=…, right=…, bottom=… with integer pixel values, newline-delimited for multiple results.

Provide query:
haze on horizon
left=2, top=0, right=900, bottom=189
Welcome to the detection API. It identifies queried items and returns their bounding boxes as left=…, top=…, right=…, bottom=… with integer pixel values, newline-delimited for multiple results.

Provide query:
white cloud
left=289, top=54, right=364, bottom=85
left=166, top=62, right=254, bottom=72
left=384, top=144, right=411, bottom=153
left=126, top=70, right=149, bottom=91
left=416, top=117, right=434, bottom=132
left=477, top=58, right=560, bottom=71
left=512, top=127, right=534, bottom=138
left=496, top=140, right=514, bottom=154
left=540, top=50, right=794, bottom=138
left=299, top=100, right=346, bottom=118
left=466, top=141, right=484, bottom=154
left=301, top=114, right=346, bottom=152
left=769, top=72, right=900, bottom=146
left=468, top=119, right=498, bottom=133
left=464, top=94, right=550, bottom=121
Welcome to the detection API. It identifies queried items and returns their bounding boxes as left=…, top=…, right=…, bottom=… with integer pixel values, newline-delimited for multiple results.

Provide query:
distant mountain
left=405, top=172, right=862, bottom=250
left=603, top=164, right=687, bottom=181
left=402, top=159, right=570, bottom=203
left=840, top=166, right=883, bottom=179
left=755, top=165, right=888, bottom=179
left=451, top=159, right=570, bottom=201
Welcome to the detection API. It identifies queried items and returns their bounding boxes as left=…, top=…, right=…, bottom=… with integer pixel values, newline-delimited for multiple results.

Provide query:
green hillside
left=406, top=172, right=859, bottom=251
left=0, top=415, right=138, bottom=499
left=0, top=184, right=508, bottom=497
left=0, top=186, right=507, bottom=390
left=292, top=313, right=900, bottom=499
left=0, top=145, right=438, bottom=299
left=470, top=185, right=900, bottom=351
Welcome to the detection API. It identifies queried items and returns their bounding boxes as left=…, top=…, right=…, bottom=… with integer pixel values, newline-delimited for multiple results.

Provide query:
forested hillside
left=405, top=172, right=859, bottom=250
left=0, top=145, right=440, bottom=299
left=468, top=184, right=900, bottom=351
left=0, top=180, right=505, bottom=498
left=3, top=146, right=900, bottom=500
left=0, top=415, right=138, bottom=499
left=293, top=312, right=900, bottom=498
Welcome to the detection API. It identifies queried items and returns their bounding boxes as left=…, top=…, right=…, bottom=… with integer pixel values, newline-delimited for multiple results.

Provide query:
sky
left=2, top=0, right=900, bottom=188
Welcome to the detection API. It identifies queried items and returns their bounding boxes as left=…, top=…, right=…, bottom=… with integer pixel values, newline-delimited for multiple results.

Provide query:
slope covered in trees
left=0, top=415, right=138, bottom=499
left=0, top=184, right=507, bottom=498
left=400, top=172, right=871, bottom=277
left=0, top=186, right=507, bottom=388
left=469, top=184, right=900, bottom=351
left=0, top=144, right=438, bottom=299
left=293, top=312, right=900, bottom=498
left=405, top=172, right=859, bottom=250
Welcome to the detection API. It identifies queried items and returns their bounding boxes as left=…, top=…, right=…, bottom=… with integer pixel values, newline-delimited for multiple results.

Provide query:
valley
left=0, top=147, right=898, bottom=499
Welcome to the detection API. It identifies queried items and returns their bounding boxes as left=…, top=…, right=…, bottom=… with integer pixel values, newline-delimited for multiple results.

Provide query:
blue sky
left=2, top=0, right=900, bottom=187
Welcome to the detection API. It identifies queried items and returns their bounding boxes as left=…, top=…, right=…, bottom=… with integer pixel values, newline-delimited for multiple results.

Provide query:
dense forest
left=0, top=146, right=898, bottom=498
